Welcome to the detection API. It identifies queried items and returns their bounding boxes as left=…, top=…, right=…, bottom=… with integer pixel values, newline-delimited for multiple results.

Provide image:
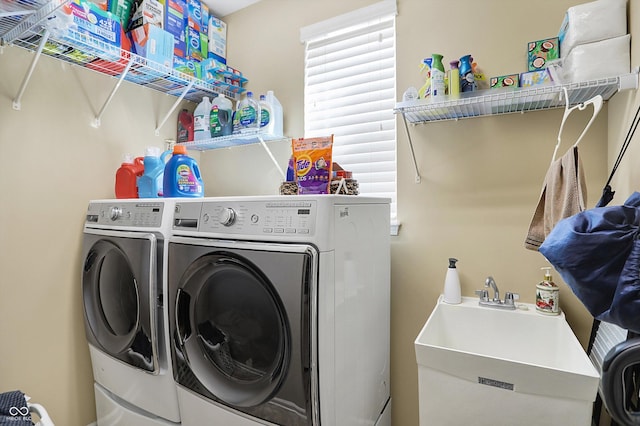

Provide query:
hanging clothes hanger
left=551, top=86, right=604, bottom=165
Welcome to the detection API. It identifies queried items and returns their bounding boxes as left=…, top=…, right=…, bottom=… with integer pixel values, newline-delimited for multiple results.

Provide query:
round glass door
left=82, top=237, right=153, bottom=371
left=176, top=253, right=290, bottom=408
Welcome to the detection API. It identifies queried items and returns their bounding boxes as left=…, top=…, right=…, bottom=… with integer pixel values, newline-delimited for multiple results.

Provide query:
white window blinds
left=301, top=1, right=397, bottom=222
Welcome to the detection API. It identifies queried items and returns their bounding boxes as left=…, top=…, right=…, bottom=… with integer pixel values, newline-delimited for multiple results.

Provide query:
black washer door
left=82, top=233, right=156, bottom=372
left=175, top=252, right=290, bottom=408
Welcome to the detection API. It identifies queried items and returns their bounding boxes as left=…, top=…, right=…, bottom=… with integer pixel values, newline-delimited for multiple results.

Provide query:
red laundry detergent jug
left=177, top=109, right=194, bottom=143
left=115, top=154, right=144, bottom=198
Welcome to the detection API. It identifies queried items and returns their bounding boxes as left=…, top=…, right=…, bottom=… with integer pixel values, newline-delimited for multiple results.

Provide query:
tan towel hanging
left=525, top=145, right=587, bottom=251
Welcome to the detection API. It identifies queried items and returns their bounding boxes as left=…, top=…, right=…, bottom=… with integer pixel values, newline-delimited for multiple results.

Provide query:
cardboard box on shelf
left=129, top=23, right=174, bottom=68
left=490, top=74, right=519, bottom=88
left=165, top=0, right=187, bottom=58
left=208, top=14, right=226, bottom=63
left=520, top=69, right=553, bottom=87
left=527, top=37, right=559, bottom=71
left=128, top=0, right=165, bottom=30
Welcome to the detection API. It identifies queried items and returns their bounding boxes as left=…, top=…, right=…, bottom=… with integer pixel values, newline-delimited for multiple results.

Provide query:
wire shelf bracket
left=12, top=28, right=49, bottom=111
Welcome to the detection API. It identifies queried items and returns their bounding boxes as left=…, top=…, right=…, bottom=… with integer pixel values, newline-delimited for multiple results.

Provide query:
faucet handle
left=505, top=292, right=520, bottom=305
left=475, top=289, right=489, bottom=302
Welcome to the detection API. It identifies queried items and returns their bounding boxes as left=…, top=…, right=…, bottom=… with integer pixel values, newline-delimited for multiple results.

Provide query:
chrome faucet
left=474, top=276, right=518, bottom=310
left=485, top=276, right=500, bottom=302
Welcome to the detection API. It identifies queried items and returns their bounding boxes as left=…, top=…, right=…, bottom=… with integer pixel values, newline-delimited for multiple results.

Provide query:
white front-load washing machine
left=82, top=199, right=181, bottom=425
left=167, top=195, right=392, bottom=425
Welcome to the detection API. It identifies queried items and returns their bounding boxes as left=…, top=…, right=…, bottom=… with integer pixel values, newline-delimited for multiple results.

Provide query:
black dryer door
left=82, top=231, right=158, bottom=372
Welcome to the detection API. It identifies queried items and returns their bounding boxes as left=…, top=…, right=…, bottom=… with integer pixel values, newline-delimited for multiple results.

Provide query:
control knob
left=219, top=208, right=236, bottom=226
left=109, top=206, right=123, bottom=221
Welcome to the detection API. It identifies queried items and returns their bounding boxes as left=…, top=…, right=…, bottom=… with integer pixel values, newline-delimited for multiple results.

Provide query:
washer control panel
left=86, top=202, right=165, bottom=227
left=174, top=199, right=317, bottom=236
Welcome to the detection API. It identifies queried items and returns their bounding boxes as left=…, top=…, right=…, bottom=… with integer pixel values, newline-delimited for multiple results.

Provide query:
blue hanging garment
left=539, top=192, right=640, bottom=333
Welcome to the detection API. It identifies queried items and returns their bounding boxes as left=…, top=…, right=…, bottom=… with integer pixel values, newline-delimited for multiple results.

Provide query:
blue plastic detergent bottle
left=163, top=145, right=204, bottom=198
left=138, top=146, right=171, bottom=198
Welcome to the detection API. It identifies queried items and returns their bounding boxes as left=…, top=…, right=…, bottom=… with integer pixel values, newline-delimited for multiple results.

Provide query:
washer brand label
left=339, top=207, right=349, bottom=218
left=478, top=377, right=514, bottom=391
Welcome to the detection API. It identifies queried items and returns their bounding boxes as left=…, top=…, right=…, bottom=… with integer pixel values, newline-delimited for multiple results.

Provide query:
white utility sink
left=415, top=296, right=599, bottom=426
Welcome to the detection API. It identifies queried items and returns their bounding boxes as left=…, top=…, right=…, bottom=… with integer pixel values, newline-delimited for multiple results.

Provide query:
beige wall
left=0, top=47, right=182, bottom=424
left=0, top=0, right=636, bottom=425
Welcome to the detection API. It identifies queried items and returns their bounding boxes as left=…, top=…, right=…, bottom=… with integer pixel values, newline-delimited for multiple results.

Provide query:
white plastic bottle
left=236, top=91, right=260, bottom=133
left=194, top=96, right=212, bottom=141
left=265, top=90, right=283, bottom=137
left=258, top=94, right=271, bottom=130
left=443, top=257, right=462, bottom=304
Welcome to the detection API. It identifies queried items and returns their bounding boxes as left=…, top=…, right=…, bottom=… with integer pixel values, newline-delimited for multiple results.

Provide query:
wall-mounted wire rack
left=1, top=0, right=246, bottom=133
left=394, top=71, right=639, bottom=183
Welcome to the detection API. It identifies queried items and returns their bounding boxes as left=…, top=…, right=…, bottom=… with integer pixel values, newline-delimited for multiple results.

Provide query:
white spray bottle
left=443, top=257, right=462, bottom=304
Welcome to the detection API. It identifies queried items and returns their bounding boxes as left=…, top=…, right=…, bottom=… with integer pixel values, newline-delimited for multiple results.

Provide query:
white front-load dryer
left=82, top=199, right=180, bottom=425
left=168, top=195, right=391, bottom=425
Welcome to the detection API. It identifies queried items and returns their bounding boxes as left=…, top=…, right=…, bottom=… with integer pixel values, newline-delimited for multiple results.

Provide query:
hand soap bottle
left=536, top=267, right=560, bottom=315
left=443, top=258, right=462, bottom=304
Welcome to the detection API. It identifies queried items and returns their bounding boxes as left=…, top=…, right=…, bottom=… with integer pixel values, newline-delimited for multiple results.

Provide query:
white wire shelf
left=396, top=71, right=638, bottom=184
left=0, top=0, right=67, bottom=44
left=179, top=131, right=289, bottom=151
left=394, top=72, right=639, bottom=124
left=11, top=27, right=245, bottom=102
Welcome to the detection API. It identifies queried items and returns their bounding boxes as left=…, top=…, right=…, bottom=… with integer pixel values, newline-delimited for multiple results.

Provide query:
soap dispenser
left=443, top=258, right=462, bottom=304
left=536, top=267, right=560, bottom=315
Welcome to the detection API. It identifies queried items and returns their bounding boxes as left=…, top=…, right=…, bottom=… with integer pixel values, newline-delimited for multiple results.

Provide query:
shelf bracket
left=155, top=79, right=195, bottom=136
left=91, top=58, right=133, bottom=128
left=258, top=135, right=286, bottom=180
left=401, top=113, right=421, bottom=183
left=13, top=29, right=49, bottom=111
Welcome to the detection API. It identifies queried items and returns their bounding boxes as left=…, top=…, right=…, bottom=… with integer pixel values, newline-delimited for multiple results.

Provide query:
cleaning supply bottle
left=448, top=60, right=460, bottom=97
left=137, top=146, right=171, bottom=198
left=115, top=154, right=144, bottom=199
left=265, top=90, right=283, bottom=137
left=418, top=58, right=432, bottom=99
left=259, top=94, right=271, bottom=130
left=210, top=94, right=234, bottom=137
left=236, top=91, right=259, bottom=133
left=163, top=145, right=204, bottom=198
left=193, top=96, right=212, bottom=141
left=177, top=109, right=194, bottom=143
left=443, top=257, right=462, bottom=304
left=459, top=54, right=476, bottom=92
left=430, top=54, right=445, bottom=98
left=536, top=267, right=560, bottom=315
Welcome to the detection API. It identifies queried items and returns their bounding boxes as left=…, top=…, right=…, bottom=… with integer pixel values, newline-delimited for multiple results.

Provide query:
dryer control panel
left=174, top=199, right=317, bottom=237
left=86, top=202, right=166, bottom=227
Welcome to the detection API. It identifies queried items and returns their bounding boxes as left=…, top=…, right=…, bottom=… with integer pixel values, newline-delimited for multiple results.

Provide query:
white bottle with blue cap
left=443, top=257, right=462, bottom=304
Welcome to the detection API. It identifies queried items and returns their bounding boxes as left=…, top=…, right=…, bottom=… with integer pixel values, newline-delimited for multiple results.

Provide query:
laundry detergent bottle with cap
left=138, top=146, right=171, bottom=198
left=163, top=145, right=204, bottom=198
left=115, top=154, right=144, bottom=198
left=443, top=257, right=462, bottom=304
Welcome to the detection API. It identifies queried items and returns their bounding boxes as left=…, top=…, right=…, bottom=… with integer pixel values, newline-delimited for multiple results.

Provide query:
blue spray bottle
left=459, top=54, right=476, bottom=93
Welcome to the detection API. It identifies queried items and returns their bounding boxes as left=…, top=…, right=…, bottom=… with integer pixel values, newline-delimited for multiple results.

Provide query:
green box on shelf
left=527, top=37, right=559, bottom=71
left=490, top=74, right=519, bottom=88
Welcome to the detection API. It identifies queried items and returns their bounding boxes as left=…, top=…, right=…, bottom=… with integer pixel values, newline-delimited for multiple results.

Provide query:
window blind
left=301, top=3, right=397, bottom=222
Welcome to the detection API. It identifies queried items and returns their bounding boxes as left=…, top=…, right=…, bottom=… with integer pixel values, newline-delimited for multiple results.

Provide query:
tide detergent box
left=165, top=0, right=187, bottom=58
